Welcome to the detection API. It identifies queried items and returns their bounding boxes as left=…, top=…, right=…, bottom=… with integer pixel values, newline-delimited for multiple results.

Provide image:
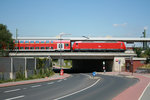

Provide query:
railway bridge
left=9, top=52, right=136, bottom=72
left=10, top=36, right=150, bottom=72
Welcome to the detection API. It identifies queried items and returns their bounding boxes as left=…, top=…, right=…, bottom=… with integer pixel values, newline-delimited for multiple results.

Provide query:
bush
left=16, top=71, right=25, bottom=80
left=140, top=64, right=150, bottom=69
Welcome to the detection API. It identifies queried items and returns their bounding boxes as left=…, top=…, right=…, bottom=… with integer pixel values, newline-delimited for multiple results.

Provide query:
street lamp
left=59, top=32, right=71, bottom=70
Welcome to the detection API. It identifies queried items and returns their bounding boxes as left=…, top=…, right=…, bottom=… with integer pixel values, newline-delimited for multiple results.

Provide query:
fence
left=0, top=57, right=51, bottom=80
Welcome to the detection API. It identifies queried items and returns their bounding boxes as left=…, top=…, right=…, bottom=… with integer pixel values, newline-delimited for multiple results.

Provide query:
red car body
left=72, top=41, right=126, bottom=51
left=14, top=40, right=71, bottom=51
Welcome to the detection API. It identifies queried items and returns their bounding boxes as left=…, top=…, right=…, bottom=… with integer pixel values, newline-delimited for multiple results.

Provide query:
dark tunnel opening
left=71, top=59, right=113, bottom=73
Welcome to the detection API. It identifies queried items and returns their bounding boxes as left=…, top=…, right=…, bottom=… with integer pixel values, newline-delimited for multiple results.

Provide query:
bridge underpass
left=9, top=52, right=136, bottom=72
left=72, top=59, right=113, bottom=72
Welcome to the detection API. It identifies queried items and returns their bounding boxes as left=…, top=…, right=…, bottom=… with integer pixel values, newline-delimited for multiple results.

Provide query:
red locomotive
left=14, top=40, right=126, bottom=52
left=72, top=41, right=126, bottom=52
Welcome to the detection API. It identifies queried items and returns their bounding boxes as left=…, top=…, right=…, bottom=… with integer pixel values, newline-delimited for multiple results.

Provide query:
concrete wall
left=0, top=57, right=51, bottom=80
left=0, top=57, right=11, bottom=72
left=113, top=57, right=125, bottom=72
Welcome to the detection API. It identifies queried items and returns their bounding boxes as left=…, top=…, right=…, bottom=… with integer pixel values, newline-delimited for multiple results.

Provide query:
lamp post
left=59, top=33, right=71, bottom=70
left=130, top=56, right=133, bottom=75
left=16, top=29, right=18, bottom=54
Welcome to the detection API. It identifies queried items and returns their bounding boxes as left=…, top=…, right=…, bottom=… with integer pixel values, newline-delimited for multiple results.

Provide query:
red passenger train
left=14, top=40, right=71, bottom=51
left=14, top=40, right=126, bottom=52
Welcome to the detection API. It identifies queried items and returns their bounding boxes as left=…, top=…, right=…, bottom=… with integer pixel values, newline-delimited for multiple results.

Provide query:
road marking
left=138, top=82, right=150, bottom=100
left=81, top=74, right=92, bottom=79
left=4, top=89, right=21, bottom=93
left=48, top=82, right=54, bottom=85
left=31, top=85, right=41, bottom=88
left=5, top=95, right=25, bottom=100
left=23, top=88, right=27, bottom=90
left=57, top=80, right=62, bottom=82
left=64, top=78, right=67, bottom=80
left=54, top=78, right=100, bottom=100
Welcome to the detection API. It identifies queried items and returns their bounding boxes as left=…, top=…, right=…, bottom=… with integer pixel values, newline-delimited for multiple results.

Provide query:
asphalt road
left=0, top=74, right=138, bottom=100
left=140, top=82, right=150, bottom=100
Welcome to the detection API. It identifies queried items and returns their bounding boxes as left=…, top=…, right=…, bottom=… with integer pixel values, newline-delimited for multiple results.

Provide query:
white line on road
left=57, top=80, right=62, bottom=82
left=64, top=78, right=67, bottom=80
left=138, top=82, right=150, bottom=100
left=5, top=95, right=25, bottom=100
left=4, top=89, right=21, bottom=93
left=47, top=82, right=54, bottom=85
left=31, top=85, right=41, bottom=88
left=54, top=78, right=100, bottom=100
left=23, top=88, right=27, bottom=90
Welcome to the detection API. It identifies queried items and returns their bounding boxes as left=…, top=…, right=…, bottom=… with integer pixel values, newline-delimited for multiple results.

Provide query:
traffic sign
left=92, top=72, right=96, bottom=76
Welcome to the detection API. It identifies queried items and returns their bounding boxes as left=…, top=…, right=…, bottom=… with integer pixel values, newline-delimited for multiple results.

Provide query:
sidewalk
left=0, top=73, right=70, bottom=88
left=100, top=72, right=150, bottom=100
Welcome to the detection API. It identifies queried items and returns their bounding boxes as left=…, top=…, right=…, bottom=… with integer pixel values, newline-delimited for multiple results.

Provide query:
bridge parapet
left=9, top=52, right=137, bottom=59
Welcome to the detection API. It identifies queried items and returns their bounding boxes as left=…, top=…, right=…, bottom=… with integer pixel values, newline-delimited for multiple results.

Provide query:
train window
left=25, top=47, right=29, bottom=49
left=41, top=47, right=45, bottom=49
left=46, top=41, right=49, bottom=43
left=76, top=43, right=78, bottom=45
left=35, top=47, right=39, bottom=49
left=51, top=47, right=53, bottom=49
left=20, top=47, right=24, bottom=49
left=25, top=41, right=28, bottom=43
left=121, top=43, right=123, bottom=45
left=46, top=47, right=49, bottom=49
left=65, top=43, right=69, bottom=47
left=41, top=41, right=45, bottom=43
left=30, top=41, right=34, bottom=43
left=51, top=41, right=53, bottom=43
left=15, top=47, right=19, bottom=49
left=15, top=40, right=18, bottom=43
left=30, top=47, right=34, bottom=49
left=35, top=41, right=39, bottom=43
left=20, top=41, right=24, bottom=43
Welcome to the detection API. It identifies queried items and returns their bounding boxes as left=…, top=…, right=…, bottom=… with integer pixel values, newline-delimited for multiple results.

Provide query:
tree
left=134, top=47, right=143, bottom=57
left=141, top=48, right=150, bottom=58
left=0, top=24, right=14, bottom=50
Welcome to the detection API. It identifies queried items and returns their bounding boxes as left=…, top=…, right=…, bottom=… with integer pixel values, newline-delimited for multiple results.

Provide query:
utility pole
left=143, top=29, right=147, bottom=50
left=16, top=29, right=18, bottom=54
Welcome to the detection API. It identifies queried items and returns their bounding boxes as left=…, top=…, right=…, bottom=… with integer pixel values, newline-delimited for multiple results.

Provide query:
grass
left=0, top=69, right=55, bottom=83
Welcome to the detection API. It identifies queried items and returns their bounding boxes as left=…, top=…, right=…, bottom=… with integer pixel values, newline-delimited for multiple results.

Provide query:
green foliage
left=140, top=64, right=150, bottom=69
left=63, top=60, right=72, bottom=69
left=141, top=48, right=150, bottom=58
left=37, top=58, right=47, bottom=69
left=134, top=47, right=143, bottom=57
left=0, top=72, right=4, bottom=81
left=0, top=24, right=14, bottom=50
left=16, top=71, right=25, bottom=80
left=16, top=66, right=25, bottom=80
left=134, top=47, right=150, bottom=58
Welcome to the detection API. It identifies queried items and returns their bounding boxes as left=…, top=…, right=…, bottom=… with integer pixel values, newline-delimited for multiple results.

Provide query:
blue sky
left=0, top=0, right=150, bottom=38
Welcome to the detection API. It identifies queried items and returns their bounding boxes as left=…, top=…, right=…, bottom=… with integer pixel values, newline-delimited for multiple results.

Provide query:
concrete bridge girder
left=9, top=52, right=136, bottom=72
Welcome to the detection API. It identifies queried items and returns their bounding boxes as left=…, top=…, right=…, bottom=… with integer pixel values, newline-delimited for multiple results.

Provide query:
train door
left=57, top=43, right=64, bottom=51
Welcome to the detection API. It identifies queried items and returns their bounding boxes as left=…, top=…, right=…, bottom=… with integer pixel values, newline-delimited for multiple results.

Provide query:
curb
left=0, top=74, right=70, bottom=88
